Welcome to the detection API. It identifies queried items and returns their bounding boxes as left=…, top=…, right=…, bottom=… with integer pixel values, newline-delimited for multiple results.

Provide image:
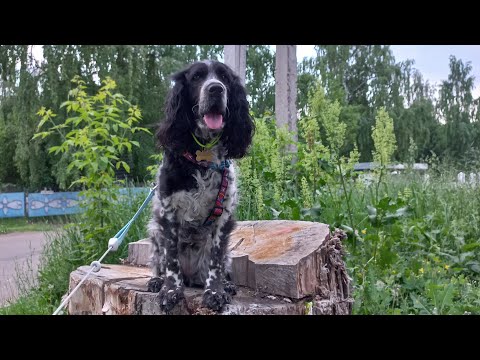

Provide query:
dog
left=147, top=60, right=255, bottom=312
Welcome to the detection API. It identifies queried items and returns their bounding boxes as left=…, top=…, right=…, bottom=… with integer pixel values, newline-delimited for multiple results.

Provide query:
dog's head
left=156, top=60, right=255, bottom=159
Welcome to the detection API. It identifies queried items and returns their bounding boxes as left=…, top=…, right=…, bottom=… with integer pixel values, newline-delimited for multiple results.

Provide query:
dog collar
left=191, top=132, right=222, bottom=150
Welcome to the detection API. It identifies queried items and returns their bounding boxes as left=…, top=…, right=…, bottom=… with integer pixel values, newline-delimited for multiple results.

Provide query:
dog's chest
left=169, top=166, right=236, bottom=224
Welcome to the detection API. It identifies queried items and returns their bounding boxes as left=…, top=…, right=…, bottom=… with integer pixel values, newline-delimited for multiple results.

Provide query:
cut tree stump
left=68, top=265, right=307, bottom=315
left=67, top=220, right=353, bottom=315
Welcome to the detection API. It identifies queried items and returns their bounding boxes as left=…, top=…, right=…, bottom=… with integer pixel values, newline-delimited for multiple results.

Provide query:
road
left=0, top=231, right=50, bottom=306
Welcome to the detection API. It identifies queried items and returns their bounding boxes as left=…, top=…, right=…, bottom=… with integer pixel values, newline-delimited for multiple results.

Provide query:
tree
left=0, top=45, right=226, bottom=191
left=305, top=46, right=403, bottom=161
left=245, top=45, right=275, bottom=116
left=438, top=55, right=476, bottom=159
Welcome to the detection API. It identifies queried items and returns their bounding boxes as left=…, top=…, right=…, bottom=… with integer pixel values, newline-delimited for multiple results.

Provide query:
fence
left=457, top=172, right=480, bottom=185
left=0, top=188, right=149, bottom=219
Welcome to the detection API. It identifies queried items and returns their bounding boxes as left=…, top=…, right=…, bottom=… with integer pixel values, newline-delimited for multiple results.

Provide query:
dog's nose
left=208, top=83, right=224, bottom=94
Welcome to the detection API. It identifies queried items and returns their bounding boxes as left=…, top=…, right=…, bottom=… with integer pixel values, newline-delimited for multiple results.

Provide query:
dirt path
left=0, top=231, right=51, bottom=306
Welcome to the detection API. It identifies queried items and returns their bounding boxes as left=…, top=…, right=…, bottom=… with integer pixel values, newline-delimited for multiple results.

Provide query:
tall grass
left=235, top=119, right=480, bottom=314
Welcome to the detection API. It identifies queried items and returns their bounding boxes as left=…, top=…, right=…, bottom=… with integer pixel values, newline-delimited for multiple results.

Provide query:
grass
left=342, top=171, right=480, bottom=314
left=2, top=168, right=480, bottom=315
left=0, top=228, right=78, bottom=314
left=0, top=216, right=70, bottom=234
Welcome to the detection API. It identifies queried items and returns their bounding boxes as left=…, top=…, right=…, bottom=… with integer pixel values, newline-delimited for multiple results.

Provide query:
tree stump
left=67, top=221, right=353, bottom=315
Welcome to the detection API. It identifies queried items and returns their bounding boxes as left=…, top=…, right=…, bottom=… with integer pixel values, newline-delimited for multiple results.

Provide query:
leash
left=182, top=151, right=230, bottom=225
left=52, top=183, right=158, bottom=315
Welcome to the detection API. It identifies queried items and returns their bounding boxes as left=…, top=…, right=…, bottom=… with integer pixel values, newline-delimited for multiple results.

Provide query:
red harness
left=182, top=151, right=230, bottom=226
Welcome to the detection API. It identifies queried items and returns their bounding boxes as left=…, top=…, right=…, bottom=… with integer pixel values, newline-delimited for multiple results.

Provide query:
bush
left=34, top=76, right=151, bottom=263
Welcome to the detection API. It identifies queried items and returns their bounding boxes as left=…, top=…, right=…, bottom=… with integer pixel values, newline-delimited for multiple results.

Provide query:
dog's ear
left=222, top=72, right=255, bottom=159
left=156, top=69, right=193, bottom=152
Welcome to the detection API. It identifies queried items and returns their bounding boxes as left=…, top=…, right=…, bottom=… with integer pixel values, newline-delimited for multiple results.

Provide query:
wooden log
left=313, top=229, right=354, bottom=315
left=69, top=221, right=353, bottom=315
left=68, top=264, right=308, bottom=315
left=127, top=238, right=151, bottom=267
left=128, top=220, right=331, bottom=299
left=68, top=265, right=151, bottom=315
left=228, top=220, right=326, bottom=298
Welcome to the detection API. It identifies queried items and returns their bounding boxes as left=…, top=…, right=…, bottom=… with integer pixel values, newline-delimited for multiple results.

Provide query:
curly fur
left=147, top=60, right=254, bottom=312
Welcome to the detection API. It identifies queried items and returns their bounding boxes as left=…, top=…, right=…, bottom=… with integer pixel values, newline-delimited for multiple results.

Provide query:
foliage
left=0, top=45, right=223, bottom=191
left=33, top=76, right=150, bottom=263
left=372, top=107, right=397, bottom=166
left=0, top=76, right=155, bottom=315
left=246, top=45, right=276, bottom=116
left=234, top=84, right=480, bottom=314
left=371, top=107, right=397, bottom=202
left=2, top=45, right=480, bottom=191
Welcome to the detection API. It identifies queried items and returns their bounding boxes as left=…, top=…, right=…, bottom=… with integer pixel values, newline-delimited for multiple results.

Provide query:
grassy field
left=0, top=216, right=70, bottom=234
left=232, top=116, right=480, bottom=314
left=236, top=167, right=480, bottom=314
left=2, top=168, right=479, bottom=315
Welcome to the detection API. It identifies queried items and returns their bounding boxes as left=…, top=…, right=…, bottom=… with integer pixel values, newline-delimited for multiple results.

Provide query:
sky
left=297, top=45, right=480, bottom=99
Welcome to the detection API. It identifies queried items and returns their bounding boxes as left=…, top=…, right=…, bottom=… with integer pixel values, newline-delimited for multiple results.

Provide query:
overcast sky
left=297, top=45, right=480, bottom=98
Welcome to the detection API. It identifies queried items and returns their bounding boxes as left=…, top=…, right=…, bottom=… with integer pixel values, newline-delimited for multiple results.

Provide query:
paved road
left=0, top=232, right=50, bottom=306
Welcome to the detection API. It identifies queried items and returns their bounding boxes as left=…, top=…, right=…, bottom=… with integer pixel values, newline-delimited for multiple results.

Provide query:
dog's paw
left=202, top=287, right=232, bottom=312
left=147, top=276, right=165, bottom=293
left=223, top=280, right=237, bottom=296
left=159, top=282, right=184, bottom=313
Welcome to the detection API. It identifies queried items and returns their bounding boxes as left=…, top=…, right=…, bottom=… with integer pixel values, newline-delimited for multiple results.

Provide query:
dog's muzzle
left=199, top=79, right=227, bottom=130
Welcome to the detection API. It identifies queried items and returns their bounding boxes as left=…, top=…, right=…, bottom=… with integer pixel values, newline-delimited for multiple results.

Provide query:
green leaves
left=309, top=84, right=345, bottom=155
left=372, top=107, right=397, bottom=167
left=35, top=107, right=57, bottom=131
left=116, top=161, right=130, bottom=173
left=98, top=156, right=109, bottom=171
left=367, top=196, right=410, bottom=227
left=32, top=131, right=53, bottom=140
left=31, top=75, right=149, bottom=239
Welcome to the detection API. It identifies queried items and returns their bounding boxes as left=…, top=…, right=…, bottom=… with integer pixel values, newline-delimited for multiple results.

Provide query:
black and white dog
left=147, top=60, right=255, bottom=312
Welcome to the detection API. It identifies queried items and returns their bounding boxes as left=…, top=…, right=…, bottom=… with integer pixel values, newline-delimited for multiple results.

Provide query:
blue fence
left=28, top=191, right=82, bottom=217
left=0, top=188, right=149, bottom=219
left=0, top=192, right=26, bottom=218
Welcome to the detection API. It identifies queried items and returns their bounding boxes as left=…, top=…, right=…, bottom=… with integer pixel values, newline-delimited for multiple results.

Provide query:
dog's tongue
left=203, top=113, right=223, bottom=129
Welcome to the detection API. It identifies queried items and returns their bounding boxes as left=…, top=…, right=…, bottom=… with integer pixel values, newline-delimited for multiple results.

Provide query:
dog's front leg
left=202, top=217, right=236, bottom=311
left=158, top=222, right=185, bottom=313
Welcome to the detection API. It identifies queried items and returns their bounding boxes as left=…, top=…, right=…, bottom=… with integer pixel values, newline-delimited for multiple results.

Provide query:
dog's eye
left=220, top=73, right=228, bottom=81
left=192, top=73, right=201, bottom=80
